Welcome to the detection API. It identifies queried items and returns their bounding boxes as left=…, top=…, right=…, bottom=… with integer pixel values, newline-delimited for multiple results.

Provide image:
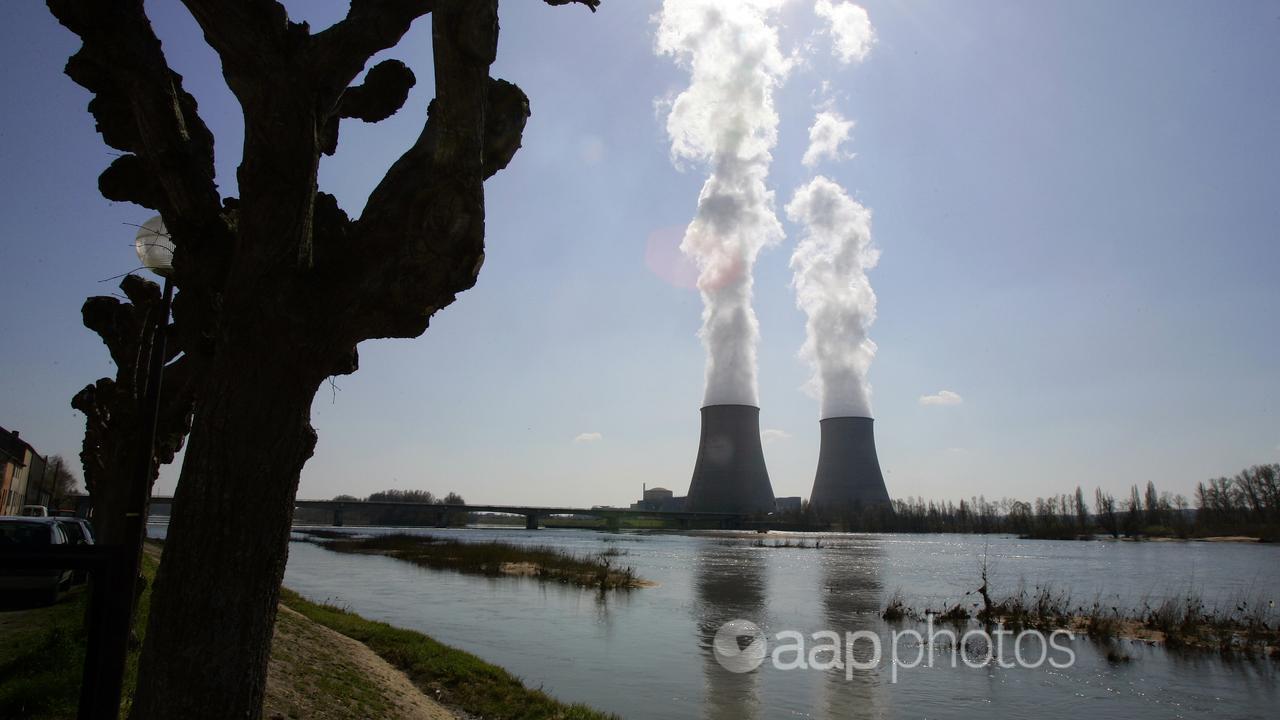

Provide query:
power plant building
left=808, top=416, right=891, bottom=513
left=685, top=405, right=775, bottom=514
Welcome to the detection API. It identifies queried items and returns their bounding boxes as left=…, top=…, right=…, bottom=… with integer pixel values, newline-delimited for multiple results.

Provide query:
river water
left=257, top=528, right=1280, bottom=719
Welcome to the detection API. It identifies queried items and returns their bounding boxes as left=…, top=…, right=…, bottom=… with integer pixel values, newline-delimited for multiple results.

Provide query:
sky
left=1, top=0, right=1277, bottom=508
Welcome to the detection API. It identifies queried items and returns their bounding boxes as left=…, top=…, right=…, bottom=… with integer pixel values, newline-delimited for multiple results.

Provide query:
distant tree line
left=326, top=488, right=469, bottom=527
left=334, top=489, right=466, bottom=506
left=801, top=463, right=1279, bottom=541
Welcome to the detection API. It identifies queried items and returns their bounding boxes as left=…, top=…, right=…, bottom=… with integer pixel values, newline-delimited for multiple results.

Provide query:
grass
left=931, top=603, right=971, bottom=624
left=2, top=542, right=617, bottom=719
left=267, top=606, right=396, bottom=719
left=882, top=579, right=1280, bottom=657
left=0, top=625, right=84, bottom=718
left=279, top=588, right=617, bottom=720
left=0, top=549, right=159, bottom=720
left=317, top=533, right=645, bottom=590
left=881, top=589, right=912, bottom=621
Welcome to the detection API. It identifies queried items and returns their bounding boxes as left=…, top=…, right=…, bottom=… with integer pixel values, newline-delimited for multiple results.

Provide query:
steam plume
left=802, top=109, right=855, bottom=167
left=785, top=176, right=879, bottom=419
left=656, top=0, right=789, bottom=407
left=814, top=0, right=876, bottom=64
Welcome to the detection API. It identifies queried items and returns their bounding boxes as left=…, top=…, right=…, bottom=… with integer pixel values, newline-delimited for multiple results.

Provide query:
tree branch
left=340, top=59, right=417, bottom=122
left=178, top=0, right=297, bottom=82
left=312, top=0, right=435, bottom=104
left=47, top=0, right=231, bottom=332
left=312, top=0, right=596, bottom=112
left=321, top=59, right=418, bottom=155
left=315, top=0, right=503, bottom=342
left=546, top=0, right=601, bottom=10
left=74, top=276, right=197, bottom=495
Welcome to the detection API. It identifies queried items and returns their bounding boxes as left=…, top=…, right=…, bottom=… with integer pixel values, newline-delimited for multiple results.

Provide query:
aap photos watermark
left=712, top=618, right=1076, bottom=683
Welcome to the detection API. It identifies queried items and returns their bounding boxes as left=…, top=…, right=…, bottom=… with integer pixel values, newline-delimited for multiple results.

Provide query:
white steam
left=814, top=0, right=876, bottom=64
left=657, top=0, right=790, bottom=408
left=802, top=110, right=855, bottom=167
left=786, top=176, right=879, bottom=419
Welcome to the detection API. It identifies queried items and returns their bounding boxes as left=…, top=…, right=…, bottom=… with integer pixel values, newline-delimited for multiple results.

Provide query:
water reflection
left=693, top=541, right=768, bottom=720
left=216, top=527, right=1279, bottom=720
left=820, top=541, right=888, bottom=720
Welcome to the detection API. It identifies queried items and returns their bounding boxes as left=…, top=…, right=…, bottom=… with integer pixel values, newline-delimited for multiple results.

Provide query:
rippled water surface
left=259, top=528, right=1277, bottom=718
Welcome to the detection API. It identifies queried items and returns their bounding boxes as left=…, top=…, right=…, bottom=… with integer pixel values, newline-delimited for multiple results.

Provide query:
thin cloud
left=919, top=390, right=963, bottom=406
left=761, top=428, right=792, bottom=444
left=802, top=110, right=855, bottom=167
left=814, top=0, right=875, bottom=65
left=573, top=432, right=603, bottom=443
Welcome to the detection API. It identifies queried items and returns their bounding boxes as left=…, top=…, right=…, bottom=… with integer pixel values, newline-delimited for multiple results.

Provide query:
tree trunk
left=45, top=2, right=593, bottom=716
left=129, top=338, right=322, bottom=719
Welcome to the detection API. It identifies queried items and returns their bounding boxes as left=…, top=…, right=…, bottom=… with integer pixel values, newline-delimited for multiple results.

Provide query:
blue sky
left=1, top=0, right=1277, bottom=507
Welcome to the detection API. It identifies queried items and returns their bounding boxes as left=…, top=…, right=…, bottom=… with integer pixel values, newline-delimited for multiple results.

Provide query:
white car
left=0, top=517, right=74, bottom=605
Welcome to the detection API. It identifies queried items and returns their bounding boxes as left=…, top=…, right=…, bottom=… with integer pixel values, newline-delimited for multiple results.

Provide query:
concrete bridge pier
left=434, top=509, right=449, bottom=528
left=604, top=515, right=622, bottom=533
left=677, top=517, right=691, bottom=531
left=525, top=513, right=540, bottom=530
left=333, top=504, right=344, bottom=527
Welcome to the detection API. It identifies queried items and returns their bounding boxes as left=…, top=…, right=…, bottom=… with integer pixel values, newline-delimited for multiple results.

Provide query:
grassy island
left=882, top=584, right=1280, bottom=659
left=313, top=532, right=647, bottom=590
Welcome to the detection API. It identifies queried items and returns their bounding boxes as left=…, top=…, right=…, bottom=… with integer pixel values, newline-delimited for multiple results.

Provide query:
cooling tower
left=686, top=405, right=776, bottom=514
left=809, top=417, right=891, bottom=512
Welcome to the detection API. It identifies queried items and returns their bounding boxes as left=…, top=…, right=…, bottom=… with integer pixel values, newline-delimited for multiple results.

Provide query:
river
left=252, top=527, right=1277, bottom=719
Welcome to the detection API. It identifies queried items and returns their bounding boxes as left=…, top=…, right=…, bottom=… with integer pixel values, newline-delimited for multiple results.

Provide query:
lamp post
left=125, top=214, right=174, bottom=588
left=78, top=217, right=176, bottom=718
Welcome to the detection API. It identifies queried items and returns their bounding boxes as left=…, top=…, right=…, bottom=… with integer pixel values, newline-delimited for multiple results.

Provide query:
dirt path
left=137, top=543, right=454, bottom=719
left=265, top=604, right=456, bottom=720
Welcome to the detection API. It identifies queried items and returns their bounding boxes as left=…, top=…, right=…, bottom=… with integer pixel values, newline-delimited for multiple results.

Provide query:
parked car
left=53, top=517, right=95, bottom=583
left=20, top=505, right=49, bottom=517
left=53, top=517, right=94, bottom=544
left=0, top=517, right=74, bottom=605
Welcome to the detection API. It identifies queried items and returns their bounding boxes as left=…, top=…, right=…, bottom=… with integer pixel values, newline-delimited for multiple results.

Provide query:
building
left=0, top=426, right=39, bottom=515
left=644, top=486, right=673, bottom=504
left=630, top=485, right=687, bottom=512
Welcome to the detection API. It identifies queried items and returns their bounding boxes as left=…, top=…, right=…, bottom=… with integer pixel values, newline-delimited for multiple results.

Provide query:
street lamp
left=127, top=214, right=174, bottom=562
left=134, top=215, right=175, bottom=277
left=128, top=215, right=175, bottom=547
left=79, top=216, right=177, bottom=718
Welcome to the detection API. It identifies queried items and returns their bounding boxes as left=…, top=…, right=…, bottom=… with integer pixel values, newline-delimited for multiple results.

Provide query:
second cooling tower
left=686, top=405, right=776, bottom=514
left=809, top=416, right=891, bottom=513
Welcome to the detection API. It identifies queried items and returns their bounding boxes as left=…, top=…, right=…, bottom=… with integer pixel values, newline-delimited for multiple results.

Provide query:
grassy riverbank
left=314, top=532, right=646, bottom=589
left=0, top=542, right=616, bottom=719
left=280, top=589, right=614, bottom=719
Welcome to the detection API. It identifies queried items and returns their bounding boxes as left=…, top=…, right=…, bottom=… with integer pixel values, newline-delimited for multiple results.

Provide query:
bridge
left=147, top=496, right=747, bottom=532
